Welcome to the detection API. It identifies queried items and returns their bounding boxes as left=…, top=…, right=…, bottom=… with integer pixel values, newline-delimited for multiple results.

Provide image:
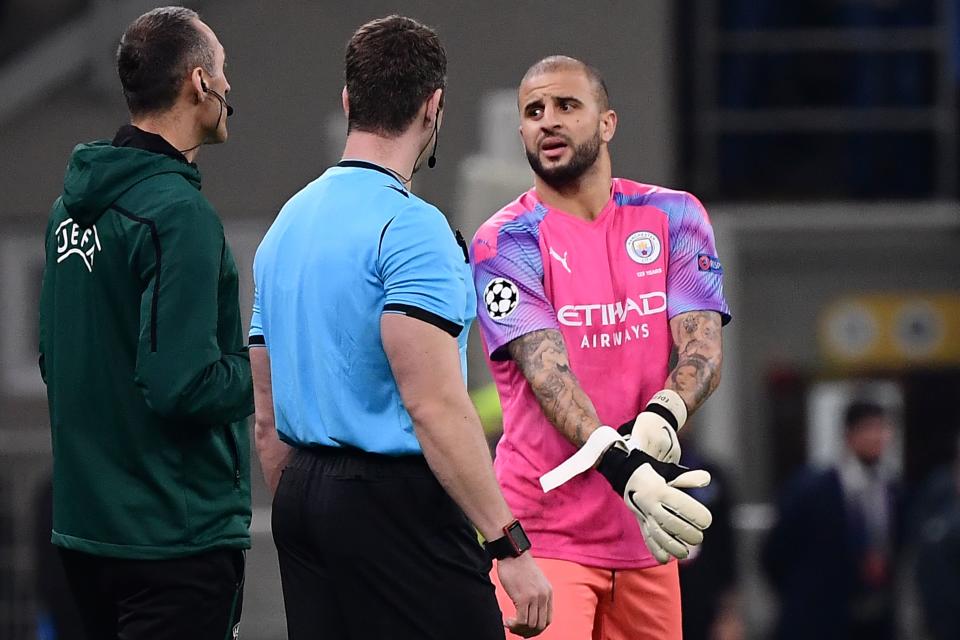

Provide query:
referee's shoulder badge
left=483, top=278, right=520, bottom=321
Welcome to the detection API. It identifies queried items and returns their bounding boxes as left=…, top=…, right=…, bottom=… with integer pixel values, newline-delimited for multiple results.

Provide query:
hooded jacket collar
left=112, top=125, right=190, bottom=165
left=60, top=127, right=202, bottom=228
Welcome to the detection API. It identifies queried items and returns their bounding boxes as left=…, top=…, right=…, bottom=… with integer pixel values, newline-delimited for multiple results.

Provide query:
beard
left=525, top=128, right=602, bottom=190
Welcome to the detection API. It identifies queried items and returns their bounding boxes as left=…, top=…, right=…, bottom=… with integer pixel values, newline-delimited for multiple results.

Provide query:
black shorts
left=59, top=546, right=244, bottom=640
left=272, top=446, right=505, bottom=640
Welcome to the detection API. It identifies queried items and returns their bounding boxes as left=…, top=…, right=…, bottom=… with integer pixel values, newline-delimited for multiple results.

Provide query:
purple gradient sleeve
left=667, top=194, right=731, bottom=323
left=471, top=229, right=558, bottom=361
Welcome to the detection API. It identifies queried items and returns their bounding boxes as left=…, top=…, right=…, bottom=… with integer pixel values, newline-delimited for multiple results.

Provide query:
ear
left=341, top=86, right=350, bottom=118
left=425, top=88, right=443, bottom=127
left=600, top=109, right=617, bottom=144
left=188, top=67, right=206, bottom=103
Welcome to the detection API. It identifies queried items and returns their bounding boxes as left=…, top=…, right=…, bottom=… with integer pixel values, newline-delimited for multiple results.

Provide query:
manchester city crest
left=625, top=231, right=660, bottom=265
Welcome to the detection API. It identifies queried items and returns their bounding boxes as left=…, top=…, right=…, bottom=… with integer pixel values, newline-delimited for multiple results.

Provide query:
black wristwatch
left=484, top=520, right=532, bottom=560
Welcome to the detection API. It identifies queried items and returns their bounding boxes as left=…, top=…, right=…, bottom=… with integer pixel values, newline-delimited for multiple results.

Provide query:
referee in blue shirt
left=248, top=16, right=550, bottom=640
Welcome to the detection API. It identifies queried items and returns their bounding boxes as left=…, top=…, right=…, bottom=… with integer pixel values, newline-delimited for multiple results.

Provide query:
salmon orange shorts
left=491, top=556, right=681, bottom=640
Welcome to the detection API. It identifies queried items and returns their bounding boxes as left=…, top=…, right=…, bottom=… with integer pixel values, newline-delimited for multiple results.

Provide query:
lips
left=540, top=136, right=569, bottom=160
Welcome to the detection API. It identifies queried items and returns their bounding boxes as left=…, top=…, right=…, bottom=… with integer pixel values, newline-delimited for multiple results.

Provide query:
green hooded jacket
left=39, top=132, right=253, bottom=559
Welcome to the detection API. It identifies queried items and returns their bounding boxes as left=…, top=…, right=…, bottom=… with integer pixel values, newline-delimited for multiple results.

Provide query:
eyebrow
left=522, top=95, right=583, bottom=110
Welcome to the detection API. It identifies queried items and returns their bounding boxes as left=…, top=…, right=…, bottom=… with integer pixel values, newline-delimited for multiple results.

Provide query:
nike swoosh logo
left=626, top=491, right=645, bottom=514
left=661, top=425, right=676, bottom=457
left=385, top=184, right=409, bottom=197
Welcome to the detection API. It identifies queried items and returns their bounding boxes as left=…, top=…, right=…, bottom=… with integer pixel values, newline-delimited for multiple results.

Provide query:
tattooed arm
left=667, top=311, right=723, bottom=415
left=507, top=329, right=602, bottom=447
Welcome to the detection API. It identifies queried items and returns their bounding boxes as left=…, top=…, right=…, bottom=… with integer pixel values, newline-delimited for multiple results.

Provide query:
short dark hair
left=345, top=15, right=446, bottom=136
left=116, top=6, right=215, bottom=115
left=521, top=55, right=610, bottom=110
left=844, top=401, right=887, bottom=431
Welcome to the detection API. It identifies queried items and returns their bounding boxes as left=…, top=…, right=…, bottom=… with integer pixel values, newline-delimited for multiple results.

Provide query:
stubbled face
left=518, top=69, right=606, bottom=189
left=847, top=416, right=893, bottom=466
left=195, top=19, right=230, bottom=143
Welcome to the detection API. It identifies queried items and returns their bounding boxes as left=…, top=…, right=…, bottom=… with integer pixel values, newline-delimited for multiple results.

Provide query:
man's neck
left=534, top=153, right=613, bottom=221
left=132, top=109, right=202, bottom=163
left=341, top=129, right=424, bottom=187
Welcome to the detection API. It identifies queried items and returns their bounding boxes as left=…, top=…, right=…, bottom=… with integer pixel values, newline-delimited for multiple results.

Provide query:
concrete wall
left=0, top=0, right=677, bottom=223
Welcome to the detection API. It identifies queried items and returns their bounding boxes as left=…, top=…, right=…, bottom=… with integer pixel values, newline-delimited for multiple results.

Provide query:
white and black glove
left=539, top=426, right=712, bottom=564
left=619, top=389, right=687, bottom=463
left=597, top=442, right=712, bottom=563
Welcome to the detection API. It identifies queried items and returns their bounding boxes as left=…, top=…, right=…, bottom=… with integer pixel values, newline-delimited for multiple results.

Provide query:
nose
left=542, top=104, right=561, bottom=127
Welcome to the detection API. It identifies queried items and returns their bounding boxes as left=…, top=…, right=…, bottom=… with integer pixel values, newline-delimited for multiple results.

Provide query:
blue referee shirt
left=249, top=160, right=476, bottom=455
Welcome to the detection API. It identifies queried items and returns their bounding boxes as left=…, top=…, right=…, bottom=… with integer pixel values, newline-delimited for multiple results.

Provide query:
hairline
left=344, top=15, right=446, bottom=136
left=118, top=7, right=219, bottom=116
left=519, top=56, right=609, bottom=110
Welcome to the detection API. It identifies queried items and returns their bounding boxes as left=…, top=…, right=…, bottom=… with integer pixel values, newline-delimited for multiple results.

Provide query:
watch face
left=507, top=521, right=531, bottom=553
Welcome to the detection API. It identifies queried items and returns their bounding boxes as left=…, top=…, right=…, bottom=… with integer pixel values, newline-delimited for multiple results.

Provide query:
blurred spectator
left=678, top=430, right=744, bottom=640
left=762, top=401, right=900, bottom=640
left=32, top=477, right=83, bottom=640
left=912, top=433, right=960, bottom=640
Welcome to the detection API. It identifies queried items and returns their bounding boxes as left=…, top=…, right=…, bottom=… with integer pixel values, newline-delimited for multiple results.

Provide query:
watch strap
left=483, top=520, right=531, bottom=560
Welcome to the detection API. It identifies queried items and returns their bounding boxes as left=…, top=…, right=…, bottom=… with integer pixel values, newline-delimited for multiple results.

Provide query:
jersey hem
left=51, top=530, right=251, bottom=560
left=487, top=321, right=561, bottom=361
left=668, top=304, right=732, bottom=326
left=527, top=545, right=664, bottom=571
left=383, top=303, right=463, bottom=337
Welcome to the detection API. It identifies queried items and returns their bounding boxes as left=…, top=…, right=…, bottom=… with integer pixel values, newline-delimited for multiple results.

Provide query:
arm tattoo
left=668, top=311, right=723, bottom=415
left=507, top=329, right=601, bottom=447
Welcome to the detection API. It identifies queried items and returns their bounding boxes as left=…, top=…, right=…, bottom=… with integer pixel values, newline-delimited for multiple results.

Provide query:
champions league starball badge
left=484, top=278, right=520, bottom=320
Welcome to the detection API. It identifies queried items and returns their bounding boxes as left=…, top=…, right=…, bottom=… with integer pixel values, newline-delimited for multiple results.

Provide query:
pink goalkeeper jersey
left=471, top=179, right=730, bottom=569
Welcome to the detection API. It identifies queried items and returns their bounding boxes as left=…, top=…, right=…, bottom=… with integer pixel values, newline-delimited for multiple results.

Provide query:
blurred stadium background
left=1, top=1, right=958, bottom=638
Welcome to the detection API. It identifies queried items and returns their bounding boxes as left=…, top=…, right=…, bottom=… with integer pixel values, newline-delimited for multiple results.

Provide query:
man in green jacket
left=38, top=7, right=252, bottom=639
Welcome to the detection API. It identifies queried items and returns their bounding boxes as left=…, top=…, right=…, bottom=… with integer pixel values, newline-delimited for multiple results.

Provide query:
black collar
left=112, top=125, right=190, bottom=165
left=337, top=159, right=407, bottom=190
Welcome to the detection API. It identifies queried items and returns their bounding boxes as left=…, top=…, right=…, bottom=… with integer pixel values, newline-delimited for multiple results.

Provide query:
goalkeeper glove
left=597, top=442, right=711, bottom=563
left=619, top=389, right=687, bottom=463
left=539, top=426, right=712, bottom=564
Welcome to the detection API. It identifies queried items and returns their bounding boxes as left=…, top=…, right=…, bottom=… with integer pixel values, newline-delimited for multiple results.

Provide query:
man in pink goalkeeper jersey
left=471, top=56, right=731, bottom=639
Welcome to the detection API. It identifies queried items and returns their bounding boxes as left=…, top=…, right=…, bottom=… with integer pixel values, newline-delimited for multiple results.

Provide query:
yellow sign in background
left=820, top=293, right=960, bottom=368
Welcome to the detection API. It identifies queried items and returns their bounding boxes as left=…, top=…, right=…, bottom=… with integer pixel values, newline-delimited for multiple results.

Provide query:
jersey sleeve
left=249, top=276, right=265, bottom=346
left=471, top=223, right=558, bottom=361
left=667, top=193, right=732, bottom=324
left=378, top=204, right=466, bottom=337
